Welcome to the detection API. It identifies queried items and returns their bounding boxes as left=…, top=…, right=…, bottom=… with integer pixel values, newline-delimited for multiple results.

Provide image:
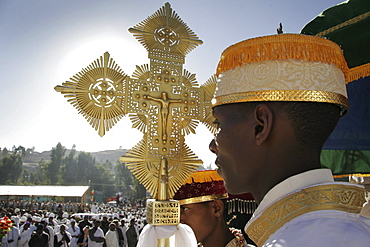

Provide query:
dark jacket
left=29, top=232, right=49, bottom=247
left=115, top=228, right=124, bottom=247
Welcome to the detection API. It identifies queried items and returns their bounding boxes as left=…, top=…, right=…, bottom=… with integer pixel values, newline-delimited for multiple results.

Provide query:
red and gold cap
left=173, top=170, right=257, bottom=215
left=213, top=34, right=350, bottom=116
left=173, top=170, right=228, bottom=205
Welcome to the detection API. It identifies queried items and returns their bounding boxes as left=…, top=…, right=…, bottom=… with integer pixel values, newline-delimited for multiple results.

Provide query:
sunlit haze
left=0, top=0, right=343, bottom=168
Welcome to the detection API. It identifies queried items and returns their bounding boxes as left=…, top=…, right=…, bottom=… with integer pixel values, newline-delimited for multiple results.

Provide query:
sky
left=0, top=0, right=344, bottom=167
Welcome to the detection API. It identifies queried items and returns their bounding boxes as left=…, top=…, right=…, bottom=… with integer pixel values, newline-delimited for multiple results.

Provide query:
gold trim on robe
left=246, top=184, right=366, bottom=246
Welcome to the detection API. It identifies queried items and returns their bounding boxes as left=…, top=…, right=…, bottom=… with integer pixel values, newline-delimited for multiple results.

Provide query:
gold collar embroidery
left=246, top=184, right=365, bottom=246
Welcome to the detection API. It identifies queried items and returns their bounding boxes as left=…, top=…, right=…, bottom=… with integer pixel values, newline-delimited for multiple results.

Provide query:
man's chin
left=216, top=166, right=223, bottom=177
left=223, top=179, right=243, bottom=195
left=216, top=166, right=245, bottom=194
left=216, top=168, right=231, bottom=189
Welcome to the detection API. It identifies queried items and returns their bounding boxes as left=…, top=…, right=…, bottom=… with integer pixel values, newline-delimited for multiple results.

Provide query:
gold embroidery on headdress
left=213, top=90, right=349, bottom=115
left=179, top=193, right=228, bottom=205
left=216, top=34, right=349, bottom=81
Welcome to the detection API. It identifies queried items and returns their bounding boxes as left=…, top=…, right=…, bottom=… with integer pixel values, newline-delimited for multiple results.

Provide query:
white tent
left=0, top=185, right=90, bottom=203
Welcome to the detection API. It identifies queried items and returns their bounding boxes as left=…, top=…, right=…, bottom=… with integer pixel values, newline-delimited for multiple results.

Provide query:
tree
left=37, top=159, right=50, bottom=184
left=103, top=159, right=114, bottom=172
left=89, top=164, right=115, bottom=198
left=76, top=151, right=96, bottom=183
left=61, top=148, right=78, bottom=185
left=132, top=176, right=146, bottom=199
left=26, top=148, right=33, bottom=155
left=14, top=145, right=25, bottom=156
left=46, top=143, right=66, bottom=184
left=0, top=153, right=23, bottom=184
left=21, top=169, right=31, bottom=185
left=115, top=162, right=133, bottom=191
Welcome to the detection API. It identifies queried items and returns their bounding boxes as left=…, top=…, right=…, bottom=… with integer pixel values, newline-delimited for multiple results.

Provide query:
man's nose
left=179, top=213, right=185, bottom=224
left=209, top=138, right=218, bottom=154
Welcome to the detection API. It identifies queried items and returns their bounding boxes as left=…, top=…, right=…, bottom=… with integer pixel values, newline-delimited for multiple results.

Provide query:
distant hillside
left=91, top=149, right=128, bottom=164
left=19, top=148, right=207, bottom=173
left=22, top=149, right=128, bottom=172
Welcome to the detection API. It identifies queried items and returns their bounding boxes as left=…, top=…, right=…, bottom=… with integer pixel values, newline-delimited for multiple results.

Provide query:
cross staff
left=54, top=2, right=216, bottom=209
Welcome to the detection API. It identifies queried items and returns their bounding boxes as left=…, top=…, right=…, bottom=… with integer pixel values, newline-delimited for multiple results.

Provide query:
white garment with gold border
left=245, top=169, right=370, bottom=246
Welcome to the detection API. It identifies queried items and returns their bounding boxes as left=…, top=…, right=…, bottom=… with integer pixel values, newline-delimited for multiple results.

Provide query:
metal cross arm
left=54, top=2, right=217, bottom=203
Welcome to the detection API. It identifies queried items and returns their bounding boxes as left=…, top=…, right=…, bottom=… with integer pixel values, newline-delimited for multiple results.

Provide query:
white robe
left=1, top=226, right=19, bottom=247
left=245, top=169, right=370, bottom=246
left=91, top=205, right=98, bottom=214
left=46, top=225, right=55, bottom=247
left=67, top=226, right=81, bottom=247
left=105, top=230, right=120, bottom=247
left=55, top=231, right=72, bottom=247
left=18, top=228, right=33, bottom=247
left=119, top=226, right=128, bottom=247
left=88, top=228, right=105, bottom=247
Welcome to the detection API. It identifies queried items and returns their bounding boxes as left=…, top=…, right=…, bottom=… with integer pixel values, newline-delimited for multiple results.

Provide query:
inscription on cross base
left=54, top=2, right=216, bottom=200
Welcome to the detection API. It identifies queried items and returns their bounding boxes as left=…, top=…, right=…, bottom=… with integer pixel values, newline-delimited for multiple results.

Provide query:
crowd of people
left=0, top=199, right=147, bottom=247
left=0, top=199, right=146, bottom=216
left=0, top=200, right=86, bottom=215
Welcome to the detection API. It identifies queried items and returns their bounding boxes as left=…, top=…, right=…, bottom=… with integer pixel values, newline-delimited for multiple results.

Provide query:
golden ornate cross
left=54, top=3, right=216, bottom=203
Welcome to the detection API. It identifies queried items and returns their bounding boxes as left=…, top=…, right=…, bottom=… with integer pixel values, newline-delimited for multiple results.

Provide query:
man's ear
left=212, top=200, right=224, bottom=217
left=254, top=104, right=273, bottom=145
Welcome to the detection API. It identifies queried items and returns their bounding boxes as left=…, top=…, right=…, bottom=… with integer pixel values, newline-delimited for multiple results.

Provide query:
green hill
left=21, top=149, right=128, bottom=172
